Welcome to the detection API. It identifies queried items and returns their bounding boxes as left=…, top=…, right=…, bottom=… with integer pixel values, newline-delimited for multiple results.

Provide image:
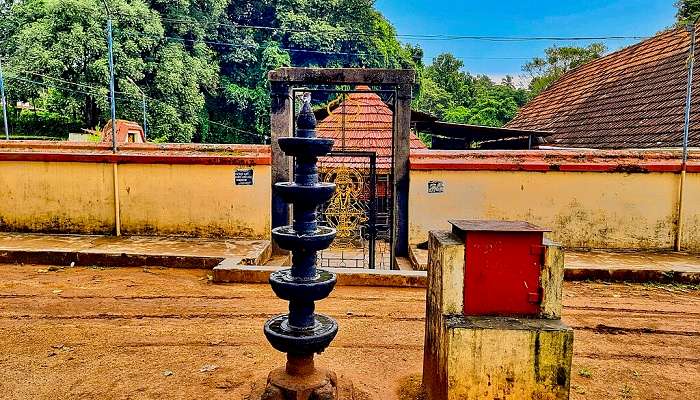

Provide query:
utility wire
left=18, top=70, right=132, bottom=96
left=5, top=72, right=266, bottom=142
left=160, top=17, right=648, bottom=42
left=4, top=75, right=110, bottom=99
left=121, top=31, right=536, bottom=61
left=207, top=119, right=269, bottom=140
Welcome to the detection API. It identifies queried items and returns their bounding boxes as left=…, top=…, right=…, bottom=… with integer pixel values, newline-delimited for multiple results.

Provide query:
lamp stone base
left=260, top=355, right=338, bottom=400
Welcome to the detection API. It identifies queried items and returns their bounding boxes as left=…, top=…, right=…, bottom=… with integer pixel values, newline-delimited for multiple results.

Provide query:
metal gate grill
left=292, top=87, right=397, bottom=270
left=316, top=151, right=391, bottom=269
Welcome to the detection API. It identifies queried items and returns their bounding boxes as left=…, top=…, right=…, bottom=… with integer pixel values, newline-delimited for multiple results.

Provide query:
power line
left=160, top=17, right=647, bottom=42
left=5, top=74, right=151, bottom=106
left=425, top=55, right=532, bottom=60
left=397, top=34, right=647, bottom=42
left=4, top=72, right=266, bottom=142
left=12, top=70, right=151, bottom=101
left=4, top=75, right=110, bottom=99
left=120, top=31, right=397, bottom=61
left=19, top=71, right=121, bottom=94
left=207, top=119, right=269, bottom=140
left=138, top=92, right=267, bottom=140
left=125, top=90, right=267, bottom=141
left=121, top=31, right=538, bottom=61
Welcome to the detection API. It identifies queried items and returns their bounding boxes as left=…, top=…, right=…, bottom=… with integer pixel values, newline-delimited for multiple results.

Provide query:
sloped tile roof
left=316, top=86, right=426, bottom=170
left=506, top=27, right=700, bottom=149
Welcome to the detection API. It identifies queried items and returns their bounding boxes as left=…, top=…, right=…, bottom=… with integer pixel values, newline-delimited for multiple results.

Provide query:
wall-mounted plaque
left=428, top=180, right=444, bottom=194
left=235, top=169, right=254, bottom=185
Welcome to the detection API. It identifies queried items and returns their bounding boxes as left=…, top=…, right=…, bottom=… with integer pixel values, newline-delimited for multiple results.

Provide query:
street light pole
left=676, top=22, right=698, bottom=251
left=102, top=0, right=121, bottom=237
left=0, top=59, right=9, bottom=140
left=126, top=76, right=146, bottom=140
left=101, top=0, right=117, bottom=153
left=107, top=17, right=117, bottom=152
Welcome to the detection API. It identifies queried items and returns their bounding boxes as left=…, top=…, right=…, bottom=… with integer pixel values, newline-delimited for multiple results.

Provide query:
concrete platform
left=0, top=232, right=271, bottom=269
left=213, top=263, right=427, bottom=288
left=409, top=245, right=700, bottom=284
left=426, top=316, right=573, bottom=400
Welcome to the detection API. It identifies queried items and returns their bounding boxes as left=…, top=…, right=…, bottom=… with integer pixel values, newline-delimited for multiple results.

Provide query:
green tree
left=676, top=0, right=700, bottom=24
left=0, top=0, right=417, bottom=143
left=0, top=0, right=219, bottom=142
left=413, top=53, right=527, bottom=128
left=207, top=0, right=417, bottom=142
left=424, top=53, right=473, bottom=102
left=522, top=43, right=606, bottom=96
left=413, top=76, right=454, bottom=118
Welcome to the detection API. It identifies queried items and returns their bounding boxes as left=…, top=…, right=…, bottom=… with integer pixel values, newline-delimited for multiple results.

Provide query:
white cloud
left=485, top=74, right=532, bottom=89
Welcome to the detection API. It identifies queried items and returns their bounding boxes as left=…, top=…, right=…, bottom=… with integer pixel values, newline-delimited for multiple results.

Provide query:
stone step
left=212, top=264, right=427, bottom=288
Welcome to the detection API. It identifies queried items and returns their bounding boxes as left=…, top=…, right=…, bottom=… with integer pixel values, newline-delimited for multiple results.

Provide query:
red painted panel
left=464, top=231, right=543, bottom=316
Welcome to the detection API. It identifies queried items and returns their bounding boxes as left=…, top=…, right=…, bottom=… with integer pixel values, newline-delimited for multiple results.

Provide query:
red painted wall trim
left=1, top=141, right=699, bottom=172
left=410, top=160, right=700, bottom=173
left=0, top=141, right=271, bottom=165
left=409, top=149, right=700, bottom=173
left=0, top=152, right=271, bottom=165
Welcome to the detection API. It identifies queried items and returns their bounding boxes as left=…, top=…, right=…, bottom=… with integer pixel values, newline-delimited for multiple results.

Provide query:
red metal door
left=464, top=231, right=543, bottom=316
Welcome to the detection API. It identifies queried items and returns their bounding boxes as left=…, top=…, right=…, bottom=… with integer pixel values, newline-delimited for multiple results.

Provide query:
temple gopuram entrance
left=269, top=69, right=416, bottom=270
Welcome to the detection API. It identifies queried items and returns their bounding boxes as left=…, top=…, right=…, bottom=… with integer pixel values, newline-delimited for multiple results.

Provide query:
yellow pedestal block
left=433, top=316, right=573, bottom=400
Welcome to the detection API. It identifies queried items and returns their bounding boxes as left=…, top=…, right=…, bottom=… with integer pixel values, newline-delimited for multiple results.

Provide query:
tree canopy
left=0, top=0, right=415, bottom=142
left=676, top=0, right=700, bottom=24
left=412, top=53, right=528, bottom=127
left=522, top=43, right=606, bottom=96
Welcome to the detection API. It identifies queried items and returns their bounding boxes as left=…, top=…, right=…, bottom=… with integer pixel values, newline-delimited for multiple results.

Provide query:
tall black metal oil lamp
left=262, top=94, right=339, bottom=399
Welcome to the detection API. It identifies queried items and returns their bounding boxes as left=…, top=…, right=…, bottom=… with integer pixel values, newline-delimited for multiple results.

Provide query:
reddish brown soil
left=0, top=264, right=698, bottom=399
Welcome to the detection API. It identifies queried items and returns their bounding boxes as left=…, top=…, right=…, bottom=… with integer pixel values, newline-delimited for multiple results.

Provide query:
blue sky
left=375, top=0, right=677, bottom=84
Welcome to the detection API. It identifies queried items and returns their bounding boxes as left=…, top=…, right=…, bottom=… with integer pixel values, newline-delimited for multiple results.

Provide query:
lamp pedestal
left=262, top=354, right=337, bottom=400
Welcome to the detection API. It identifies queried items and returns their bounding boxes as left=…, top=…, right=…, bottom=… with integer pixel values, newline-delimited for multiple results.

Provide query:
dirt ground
left=0, top=264, right=698, bottom=400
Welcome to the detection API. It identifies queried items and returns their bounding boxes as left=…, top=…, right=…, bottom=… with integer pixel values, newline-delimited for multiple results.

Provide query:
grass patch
left=578, top=368, right=592, bottom=378
left=620, top=383, right=634, bottom=399
left=396, top=374, right=425, bottom=400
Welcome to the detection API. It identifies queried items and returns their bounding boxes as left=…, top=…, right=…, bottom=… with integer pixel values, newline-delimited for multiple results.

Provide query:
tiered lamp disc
left=262, top=95, right=339, bottom=399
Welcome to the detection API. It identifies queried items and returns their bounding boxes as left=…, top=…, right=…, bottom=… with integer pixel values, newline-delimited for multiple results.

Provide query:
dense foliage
left=0, top=0, right=609, bottom=141
left=676, top=0, right=700, bottom=24
left=413, top=53, right=528, bottom=127
left=0, top=0, right=415, bottom=142
left=522, top=43, right=606, bottom=96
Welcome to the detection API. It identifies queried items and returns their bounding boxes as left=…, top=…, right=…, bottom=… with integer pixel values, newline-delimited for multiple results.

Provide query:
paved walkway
left=1, top=232, right=699, bottom=283
left=564, top=250, right=700, bottom=282
left=565, top=250, right=700, bottom=273
left=409, top=245, right=700, bottom=283
left=0, top=232, right=271, bottom=268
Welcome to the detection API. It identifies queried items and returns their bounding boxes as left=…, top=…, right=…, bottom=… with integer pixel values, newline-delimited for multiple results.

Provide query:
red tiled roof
left=506, top=27, right=700, bottom=149
left=317, top=86, right=426, bottom=170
